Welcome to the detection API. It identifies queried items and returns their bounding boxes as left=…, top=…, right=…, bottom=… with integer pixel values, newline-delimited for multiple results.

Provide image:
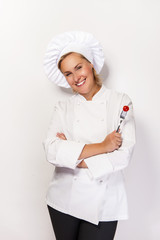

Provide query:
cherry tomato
left=123, top=106, right=129, bottom=112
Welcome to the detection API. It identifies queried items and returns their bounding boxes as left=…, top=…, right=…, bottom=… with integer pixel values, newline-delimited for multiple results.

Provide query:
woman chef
left=43, top=31, right=136, bottom=240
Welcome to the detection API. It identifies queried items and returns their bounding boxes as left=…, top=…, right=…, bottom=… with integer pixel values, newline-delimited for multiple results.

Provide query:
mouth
left=75, top=78, right=86, bottom=87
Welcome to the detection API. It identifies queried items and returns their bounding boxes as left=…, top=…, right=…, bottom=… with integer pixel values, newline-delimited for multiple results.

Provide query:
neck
left=83, top=84, right=101, bottom=101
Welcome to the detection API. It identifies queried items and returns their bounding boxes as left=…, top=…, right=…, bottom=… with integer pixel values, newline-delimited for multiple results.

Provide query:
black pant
left=47, top=206, right=118, bottom=240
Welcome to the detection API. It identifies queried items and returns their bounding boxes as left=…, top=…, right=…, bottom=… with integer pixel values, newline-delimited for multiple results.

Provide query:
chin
left=77, top=87, right=89, bottom=94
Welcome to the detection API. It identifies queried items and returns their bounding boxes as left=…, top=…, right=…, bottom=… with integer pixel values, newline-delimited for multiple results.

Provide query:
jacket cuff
left=84, top=154, right=113, bottom=180
left=56, top=140, right=85, bottom=169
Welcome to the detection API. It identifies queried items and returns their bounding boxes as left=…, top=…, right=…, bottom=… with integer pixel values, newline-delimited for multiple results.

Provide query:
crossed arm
left=56, top=130, right=122, bottom=168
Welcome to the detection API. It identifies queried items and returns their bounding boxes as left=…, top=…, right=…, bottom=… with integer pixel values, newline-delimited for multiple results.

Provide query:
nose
left=73, top=71, right=81, bottom=82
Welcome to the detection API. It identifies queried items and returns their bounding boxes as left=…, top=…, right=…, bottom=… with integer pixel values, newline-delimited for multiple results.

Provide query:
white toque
left=43, top=31, right=105, bottom=88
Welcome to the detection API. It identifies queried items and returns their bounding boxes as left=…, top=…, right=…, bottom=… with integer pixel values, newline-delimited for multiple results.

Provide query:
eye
left=77, top=66, right=82, bottom=70
left=66, top=73, right=71, bottom=76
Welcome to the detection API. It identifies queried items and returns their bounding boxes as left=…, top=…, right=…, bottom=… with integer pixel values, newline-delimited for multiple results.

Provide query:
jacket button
left=76, top=119, right=80, bottom=123
left=101, top=119, right=104, bottom=122
left=73, top=177, right=77, bottom=180
left=99, top=180, right=103, bottom=183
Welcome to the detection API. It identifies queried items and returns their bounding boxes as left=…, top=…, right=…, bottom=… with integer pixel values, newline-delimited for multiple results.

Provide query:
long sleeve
left=84, top=94, right=136, bottom=179
left=43, top=101, right=85, bottom=169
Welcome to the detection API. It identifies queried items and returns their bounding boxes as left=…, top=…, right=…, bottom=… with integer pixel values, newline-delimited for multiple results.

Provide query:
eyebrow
left=64, top=63, right=82, bottom=74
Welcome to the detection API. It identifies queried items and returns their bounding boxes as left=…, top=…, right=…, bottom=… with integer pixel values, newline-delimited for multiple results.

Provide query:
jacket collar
left=76, top=84, right=107, bottom=102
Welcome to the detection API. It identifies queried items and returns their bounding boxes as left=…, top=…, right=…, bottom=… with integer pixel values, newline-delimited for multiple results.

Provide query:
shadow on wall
left=119, top=118, right=160, bottom=240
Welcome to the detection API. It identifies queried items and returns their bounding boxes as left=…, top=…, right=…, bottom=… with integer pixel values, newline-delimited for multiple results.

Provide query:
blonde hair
left=58, top=52, right=102, bottom=87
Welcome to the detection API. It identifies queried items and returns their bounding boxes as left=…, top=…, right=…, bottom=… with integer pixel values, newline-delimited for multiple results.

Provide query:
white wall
left=0, top=0, right=160, bottom=239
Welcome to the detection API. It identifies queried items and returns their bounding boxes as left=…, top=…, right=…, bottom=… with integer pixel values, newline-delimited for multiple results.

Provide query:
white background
left=0, top=0, right=160, bottom=239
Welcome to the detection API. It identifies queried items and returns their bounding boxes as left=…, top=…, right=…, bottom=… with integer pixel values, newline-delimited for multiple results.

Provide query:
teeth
left=76, top=79, right=86, bottom=86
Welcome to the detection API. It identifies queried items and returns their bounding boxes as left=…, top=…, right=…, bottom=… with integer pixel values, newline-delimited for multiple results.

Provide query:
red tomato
left=123, top=106, right=129, bottom=112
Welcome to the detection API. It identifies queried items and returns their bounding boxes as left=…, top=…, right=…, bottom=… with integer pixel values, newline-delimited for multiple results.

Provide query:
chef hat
left=43, top=31, right=105, bottom=88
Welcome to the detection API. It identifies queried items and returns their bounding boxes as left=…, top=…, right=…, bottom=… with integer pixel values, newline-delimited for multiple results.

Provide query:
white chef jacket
left=43, top=84, right=136, bottom=225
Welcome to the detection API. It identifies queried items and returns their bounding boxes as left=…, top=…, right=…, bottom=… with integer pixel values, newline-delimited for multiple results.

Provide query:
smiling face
left=59, top=52, right=101, bottom=100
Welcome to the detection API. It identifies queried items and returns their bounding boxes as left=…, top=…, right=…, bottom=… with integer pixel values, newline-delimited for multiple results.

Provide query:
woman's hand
left=56, top=132, right=67, bottom=140
left=101, top=130, right=122, bottom=153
